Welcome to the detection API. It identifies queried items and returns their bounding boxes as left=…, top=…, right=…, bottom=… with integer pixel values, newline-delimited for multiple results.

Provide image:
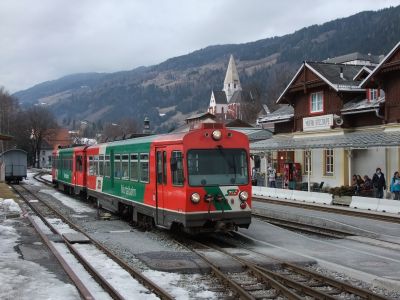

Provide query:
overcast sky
left=1, top=0, right=399, bottom=93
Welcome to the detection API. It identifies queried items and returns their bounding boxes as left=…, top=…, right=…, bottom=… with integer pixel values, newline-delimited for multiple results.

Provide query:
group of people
left=352, top=168, right=400, bottom=200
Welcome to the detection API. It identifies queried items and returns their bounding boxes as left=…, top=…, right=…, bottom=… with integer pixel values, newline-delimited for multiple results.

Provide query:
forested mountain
left=13, top=5, right=400, bottom=132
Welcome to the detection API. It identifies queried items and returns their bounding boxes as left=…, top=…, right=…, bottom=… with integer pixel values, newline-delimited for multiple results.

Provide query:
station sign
left=303, top=114, right=333, bottom=131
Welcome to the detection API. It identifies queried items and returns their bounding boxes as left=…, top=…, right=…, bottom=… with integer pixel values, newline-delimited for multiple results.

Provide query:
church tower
left=223, top=55, right=241, bottom=103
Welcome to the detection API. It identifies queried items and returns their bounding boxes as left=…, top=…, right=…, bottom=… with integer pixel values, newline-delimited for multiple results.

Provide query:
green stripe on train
left=204, top=186, right=232, bottom=211
left=101, top=142, right=152, bottom=203
left=57, top=148, right=74, bottom=184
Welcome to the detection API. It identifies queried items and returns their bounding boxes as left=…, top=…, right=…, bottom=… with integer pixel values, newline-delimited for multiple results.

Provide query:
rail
left=14, top=181, right=174, bottom=300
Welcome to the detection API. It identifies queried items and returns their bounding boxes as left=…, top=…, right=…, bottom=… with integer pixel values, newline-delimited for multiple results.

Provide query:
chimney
left=340, top=67, right=344, bottom=79
left=143, top=117, right=151, bottom=134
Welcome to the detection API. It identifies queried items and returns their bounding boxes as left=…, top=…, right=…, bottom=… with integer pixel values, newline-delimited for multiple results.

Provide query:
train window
left=171, top=151, right=184, bottom=186
left=121, top=155, right=129, bottom=180
left=130, top=154, right=138, bottom=181
left=99, top=155, right=104, bottom=176
left=156, top=151, right=162, bottom=184
left=95, top=156, right=100, bottom=175
left=139, top=153, right=149, bottom=182
left=187, top=149, right=249, bottom=186
left=114, top=154, right=122, bottom=178
left=76, top=156, right=83, bottom=172
left=104, top=155, right=110, bottom=177
left=163, top=151, right=167, bottom=184
left=89, top=156, right=95, bottom=175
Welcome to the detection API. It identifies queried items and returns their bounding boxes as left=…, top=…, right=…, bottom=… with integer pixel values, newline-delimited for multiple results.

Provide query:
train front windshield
left=187, top=149, right=248, bottom=186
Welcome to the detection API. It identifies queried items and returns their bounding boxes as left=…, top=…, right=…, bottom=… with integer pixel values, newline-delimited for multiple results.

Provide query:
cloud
left=0, top=0, right=398, bottom=92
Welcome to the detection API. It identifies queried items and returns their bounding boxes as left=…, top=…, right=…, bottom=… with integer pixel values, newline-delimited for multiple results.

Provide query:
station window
left=121, top=155, right=129, bottom=180
left=114, top=154, right=121, bottom=178
left=139, top=153, right=149, bottom=182
left=369, top=89, right=378, bottom=101
left=130, top=154, right=138, bottom=181
left=310, top=91, right=323, bottom=113
left=171, top=151, right=184, bottom=186
left=324, top=149, right=334, bottom=176
left=104, top=155, right=110, bottom=177
left=303, top=150, right=312, bottom=174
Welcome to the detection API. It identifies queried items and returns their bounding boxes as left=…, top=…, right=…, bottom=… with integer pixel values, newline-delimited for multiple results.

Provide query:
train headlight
left=212, top=130, right=222, bottom=140
left=191, top=193, right=201, bottom=204
left=239, top=191, right=248, bottom=202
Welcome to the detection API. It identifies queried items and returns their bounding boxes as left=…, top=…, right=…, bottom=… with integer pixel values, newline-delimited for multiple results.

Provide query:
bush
left=329, top=186, right=354, bottom=197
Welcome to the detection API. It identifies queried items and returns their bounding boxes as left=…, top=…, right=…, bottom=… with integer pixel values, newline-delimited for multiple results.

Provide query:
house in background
left=39, top=128, right=72, bottom=168
left=253, top=43, right=400, bottom=190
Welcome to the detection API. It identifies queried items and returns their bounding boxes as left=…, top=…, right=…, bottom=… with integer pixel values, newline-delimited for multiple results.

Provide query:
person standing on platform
left=372, top=167, right=386, bottom=199
left=390, top=171, right=400, bottom=200
left=268, top=166, right=276, bottom=188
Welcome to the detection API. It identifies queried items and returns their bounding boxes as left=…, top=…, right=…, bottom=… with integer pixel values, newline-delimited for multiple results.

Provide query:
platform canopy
left=250, top=129, right=400, bottom=152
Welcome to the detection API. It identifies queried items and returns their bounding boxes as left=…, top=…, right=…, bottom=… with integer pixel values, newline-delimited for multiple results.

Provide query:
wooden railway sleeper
left=282, top=262, right=390, bottom=300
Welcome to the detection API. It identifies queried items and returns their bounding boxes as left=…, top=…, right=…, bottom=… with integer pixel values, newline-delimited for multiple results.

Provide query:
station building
left=253, top=42, right=400, bottom=190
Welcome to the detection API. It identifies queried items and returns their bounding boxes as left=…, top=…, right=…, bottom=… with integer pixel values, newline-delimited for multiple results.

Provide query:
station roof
left=230, top=127, right=273, bottom=142
left=250, top=129, right=400, bottom=152
left=258, top=105, right=294, bottom=124
left=341, top=96, right=384, bottom=114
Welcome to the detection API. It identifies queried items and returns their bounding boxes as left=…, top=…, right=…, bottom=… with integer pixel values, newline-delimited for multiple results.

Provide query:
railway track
left=174, top=236, right=302, bottom=299
left=30, top=172, right=394, bottom=299
left=192, top=234, right=391, bottom=300
left=13, top=182, right=174, bottom=300
left=253, top=197, right=400, bottom=224
left=252, top=212, right=355, bottom=239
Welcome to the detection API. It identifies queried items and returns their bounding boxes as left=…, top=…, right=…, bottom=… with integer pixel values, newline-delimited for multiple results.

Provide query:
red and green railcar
left=53, top=123, right=251, bottom=233
left=52, top=146, right=88, bottom=195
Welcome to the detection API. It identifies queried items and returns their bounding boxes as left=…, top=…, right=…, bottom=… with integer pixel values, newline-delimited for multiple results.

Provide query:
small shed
left=0, top=149, right=27, bottom=183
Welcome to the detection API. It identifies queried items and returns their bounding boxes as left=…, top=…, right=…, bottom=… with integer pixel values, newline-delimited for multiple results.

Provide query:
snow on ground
left=0, top=198, right=22, bottom=214
left=0, top=220, right=79, bottom=300
left=42, top=174, right=52, bottom=182
left=39, top=189, right=94, bottom=213
left=24, top=171, right=43, bottom=187
left=28, top=214, right=111, bottom=299
left=143, top=270, right=217, bottom=300
left=52, top=243, right=112, bottom=300
left=73, top=244, right=159, bottom=300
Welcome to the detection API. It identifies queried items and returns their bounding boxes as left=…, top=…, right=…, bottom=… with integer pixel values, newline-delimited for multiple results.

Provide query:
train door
left=155, top=148, right=167, bottom=226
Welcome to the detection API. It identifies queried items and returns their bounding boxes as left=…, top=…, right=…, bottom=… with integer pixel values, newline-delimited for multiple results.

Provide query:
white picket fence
left=252, top=186, right=333, bottom=205
left=350, top=196, right=400, bottom=214
left=253, top=186, right=400, bottom=214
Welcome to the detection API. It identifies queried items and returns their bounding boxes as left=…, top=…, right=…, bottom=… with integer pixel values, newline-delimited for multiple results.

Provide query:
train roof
left=88, top=123, right=237, bottom=149
left=0, top=149, right=27, bottom=156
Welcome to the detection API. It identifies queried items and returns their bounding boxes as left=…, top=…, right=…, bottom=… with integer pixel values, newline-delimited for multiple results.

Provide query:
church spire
left=223, top=54, right=241, bottom=102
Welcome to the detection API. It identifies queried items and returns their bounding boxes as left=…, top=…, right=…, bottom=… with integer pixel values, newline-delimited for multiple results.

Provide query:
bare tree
left=0, top=87, right=20, bottom=151
left=101, top=117, right=138, bottom=142
left=265, top=63, right=296, bottom=109
left=23, top=106, right=58, bottom=167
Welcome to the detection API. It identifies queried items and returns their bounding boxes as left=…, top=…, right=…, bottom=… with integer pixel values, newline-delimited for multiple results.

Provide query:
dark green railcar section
left=101, top=137, right=155, bottom=204
left=56, top=148, right=74, bottom=185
